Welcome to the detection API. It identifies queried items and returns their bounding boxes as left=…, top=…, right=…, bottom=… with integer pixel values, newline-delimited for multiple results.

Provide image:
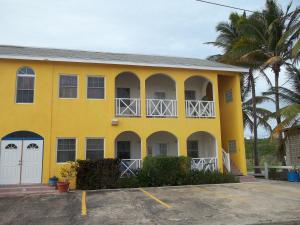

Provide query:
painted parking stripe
left=81, top=191, right=87, bottom=216
left=139, top=188, right=172, bottom=209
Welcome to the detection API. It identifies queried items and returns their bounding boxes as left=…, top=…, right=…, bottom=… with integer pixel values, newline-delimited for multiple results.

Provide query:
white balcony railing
left=120, top=159, right=142, bottom=177
left=115, top=98, right=141, bottom=117
left=191, top=157, right=217, bottom=172
left=222, top=149, right=231, bottom=172
left=185, top=100, right=215, bottom=118
left=146, top=99, right=177, bottom=117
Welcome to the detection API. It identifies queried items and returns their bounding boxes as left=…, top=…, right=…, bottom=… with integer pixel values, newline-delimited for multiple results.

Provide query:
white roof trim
left=0, top=54, right=249, bottom=73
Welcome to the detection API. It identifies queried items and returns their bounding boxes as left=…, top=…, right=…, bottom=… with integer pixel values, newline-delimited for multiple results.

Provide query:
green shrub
left=76, top=159, right=121, bottom=190
left=140, top=156, right=191, bottom=186
left=185, top=170, right=239, bottom=184
left=117, top=176, right=140, bottom=188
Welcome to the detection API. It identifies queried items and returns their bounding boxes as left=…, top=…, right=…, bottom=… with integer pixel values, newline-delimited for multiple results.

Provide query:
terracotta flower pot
left=57, top=182, right=69, bottom=192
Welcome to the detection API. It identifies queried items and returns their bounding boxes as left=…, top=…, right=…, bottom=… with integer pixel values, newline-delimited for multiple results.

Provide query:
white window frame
left=15, top=66, right=35, bottom=104
left=85, top=137, right=105, bottom=160
left=86, top=75, right=105, bottom=100
left=56, top=138, right=77, bottom=163
left=58, top=74, right=79, bottom=99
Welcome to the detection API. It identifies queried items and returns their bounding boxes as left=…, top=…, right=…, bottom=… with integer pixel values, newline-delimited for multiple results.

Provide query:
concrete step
left=239, top=175, right=258, bottom=183
left=0, top=184, right=56, bottom=197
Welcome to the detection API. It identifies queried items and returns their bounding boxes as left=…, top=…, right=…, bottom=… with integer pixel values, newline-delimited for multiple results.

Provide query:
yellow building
left=0, top=45, right=247, bottom=185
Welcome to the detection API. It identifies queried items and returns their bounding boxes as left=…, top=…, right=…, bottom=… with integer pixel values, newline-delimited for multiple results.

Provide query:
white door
left=21, top=140, right=43, bottom=184
left=0, top=140, right=22, bottom=185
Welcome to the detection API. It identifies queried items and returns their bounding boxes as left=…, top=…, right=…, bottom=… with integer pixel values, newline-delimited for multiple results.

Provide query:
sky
left=0, top=0, right=299, bottom=138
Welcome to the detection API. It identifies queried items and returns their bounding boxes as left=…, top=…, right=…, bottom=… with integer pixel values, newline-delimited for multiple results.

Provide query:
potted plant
left=287, top=166, right=300, bottom=182
left=57, top=161, right=78, bottom=192
left=48, top=176, right=58, bottom=187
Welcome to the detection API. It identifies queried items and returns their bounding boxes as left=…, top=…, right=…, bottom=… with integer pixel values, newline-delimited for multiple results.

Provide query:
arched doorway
left=184, top=76, right=215, bottom=118
left=146, top=74, right=177, bottom=117
left=115, top=131, right=141, bottom=176
left=0, top=131, right=44, bottom=185
left=115, top=72, right=140, bottom=117
left=187, top=131, right=217, bottom=172
left=147, top=131, right=178, bottom=156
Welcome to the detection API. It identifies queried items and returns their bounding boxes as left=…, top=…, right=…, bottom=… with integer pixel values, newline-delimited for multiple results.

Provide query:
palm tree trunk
left=274, top=65, right=285, bottom=165
left=249, top=69, right=259, bottom=173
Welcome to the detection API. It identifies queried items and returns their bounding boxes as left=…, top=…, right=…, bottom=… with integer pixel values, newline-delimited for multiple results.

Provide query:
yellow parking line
left=139, top=188, right=172, bottom=209
left=81, top=191, right=87, bottom=216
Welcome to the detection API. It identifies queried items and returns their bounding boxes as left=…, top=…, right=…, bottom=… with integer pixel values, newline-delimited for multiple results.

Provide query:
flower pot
left=287, top=171, right=300, bottom=182
left=48, top=177, right=58, bottom=187
left=57, top=182, right=69, bottom=192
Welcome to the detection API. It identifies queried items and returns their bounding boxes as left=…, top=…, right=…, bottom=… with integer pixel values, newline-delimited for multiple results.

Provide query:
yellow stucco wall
left=218, top=75, right=247, bottom=174
left=0, top=59, right=247, bottom=183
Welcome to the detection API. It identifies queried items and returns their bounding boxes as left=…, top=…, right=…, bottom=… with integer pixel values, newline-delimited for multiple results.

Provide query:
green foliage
left=185, top=170, right=239, bottom=184
left=140, top=156, right=191, bottom=186
left=76, top=159, right=121, bottom=190
left=245, top=138, right=279, bottom=171
left=77, top=157, right=239, bottom=189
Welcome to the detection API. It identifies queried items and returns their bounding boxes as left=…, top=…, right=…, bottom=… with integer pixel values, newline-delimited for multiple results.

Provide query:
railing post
left=264, top=162, right=269, bottom=179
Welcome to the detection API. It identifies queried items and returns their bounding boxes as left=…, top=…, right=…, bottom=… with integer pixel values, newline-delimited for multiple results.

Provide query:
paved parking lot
left=0, top=181, right=300, bottom=225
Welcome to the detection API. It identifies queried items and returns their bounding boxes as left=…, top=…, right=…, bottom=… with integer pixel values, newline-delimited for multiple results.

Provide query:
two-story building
left=0, top=45, right=247, bottom=185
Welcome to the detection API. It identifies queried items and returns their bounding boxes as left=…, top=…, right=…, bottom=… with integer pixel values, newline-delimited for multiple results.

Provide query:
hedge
left=76, top=159, right=120, bottom=190
left=76, top=157, right=239, bottom=189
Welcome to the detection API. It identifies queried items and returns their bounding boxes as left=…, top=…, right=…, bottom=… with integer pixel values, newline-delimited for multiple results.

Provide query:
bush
left=76, top=159, right=121, bottom=190
left=139, top=156, right=191, bottom=186
left=185, top=170, right=239, bottom=184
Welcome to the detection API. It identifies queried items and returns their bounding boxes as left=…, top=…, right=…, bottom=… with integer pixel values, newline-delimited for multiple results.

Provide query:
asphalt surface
left=0, top=181, right=299, bottom=225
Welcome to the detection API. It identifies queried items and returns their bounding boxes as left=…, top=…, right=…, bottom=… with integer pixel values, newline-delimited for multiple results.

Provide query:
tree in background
left=237, top=1, right=300, bottom=163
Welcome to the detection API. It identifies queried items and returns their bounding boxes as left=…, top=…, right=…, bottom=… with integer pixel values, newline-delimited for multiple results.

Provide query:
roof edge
left=0, top=55, right=249, bottom=73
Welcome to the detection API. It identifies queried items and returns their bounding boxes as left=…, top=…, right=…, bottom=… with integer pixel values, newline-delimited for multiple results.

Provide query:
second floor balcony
left=115, top=72, right=215, bottom=118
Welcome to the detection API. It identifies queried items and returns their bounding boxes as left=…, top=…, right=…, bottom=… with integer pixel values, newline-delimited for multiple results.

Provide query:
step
left=239, top=175, right=258, bottom=183
left=0, top=184, right=56, bottom=196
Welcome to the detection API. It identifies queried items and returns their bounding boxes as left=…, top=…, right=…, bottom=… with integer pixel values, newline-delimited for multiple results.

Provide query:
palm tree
left=264, top=65, right=300, bottom=135
left=207, top=12, right=269, bottom=170
left=236, top=1, right=300, bottom=163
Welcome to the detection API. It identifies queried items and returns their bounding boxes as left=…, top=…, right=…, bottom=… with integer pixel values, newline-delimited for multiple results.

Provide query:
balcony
left=146, top=99, right=177, bottom=117
left=185, top=100, right=215, bottom=118
left=115, top=98, right=141, bottom=117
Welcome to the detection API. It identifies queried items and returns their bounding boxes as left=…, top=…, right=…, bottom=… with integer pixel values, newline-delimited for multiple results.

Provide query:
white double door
left=0, top=140, right=43, bottom=185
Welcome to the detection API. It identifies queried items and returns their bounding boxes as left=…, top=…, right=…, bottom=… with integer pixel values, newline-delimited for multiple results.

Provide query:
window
left=57, top=138, right=76, bottom=162
left=27, top=143, right=39, bottom=150
left=154, top=92, right=166, bottom=99
left=87, top=76, right=104, bottom=99
left=5, top=144, right=18, bottom=150
left=16, top=67, right=35, bottom=103
left=185, top=90, right=196, bottom=100
left=228, top=140, right=237, bottom=153
left=59, top=75, right=78, bottom=98
left=187, top=141, right=198, bottom=158
left=117, top=141, right=130, bottom=159
left=158, top=143, right=167, bottom=156
left=86, top=138, right=104, bottom=160
left=225, top=89, right=233, bottom=103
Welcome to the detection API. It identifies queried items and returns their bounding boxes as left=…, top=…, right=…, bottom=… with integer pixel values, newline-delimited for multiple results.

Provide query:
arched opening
left=115, top=131, right=142, bottom=176
left=115, top=131, right=141, bottom=159
left=147, top=131, right=178, bottom=156
left=146, top=74, right=177, bottom=117
left=187, top=131, right=217, bottom=172
left=184, top=76, right=215, bottom=118
left=2, top=130, right=43, bottom=140
left=186, top=131, right=216, bottom=158
left=115, top=72, right=140, bottom=117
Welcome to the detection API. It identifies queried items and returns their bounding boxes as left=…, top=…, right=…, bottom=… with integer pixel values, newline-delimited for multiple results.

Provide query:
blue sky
left=0, top=0, right=299, bottom=137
